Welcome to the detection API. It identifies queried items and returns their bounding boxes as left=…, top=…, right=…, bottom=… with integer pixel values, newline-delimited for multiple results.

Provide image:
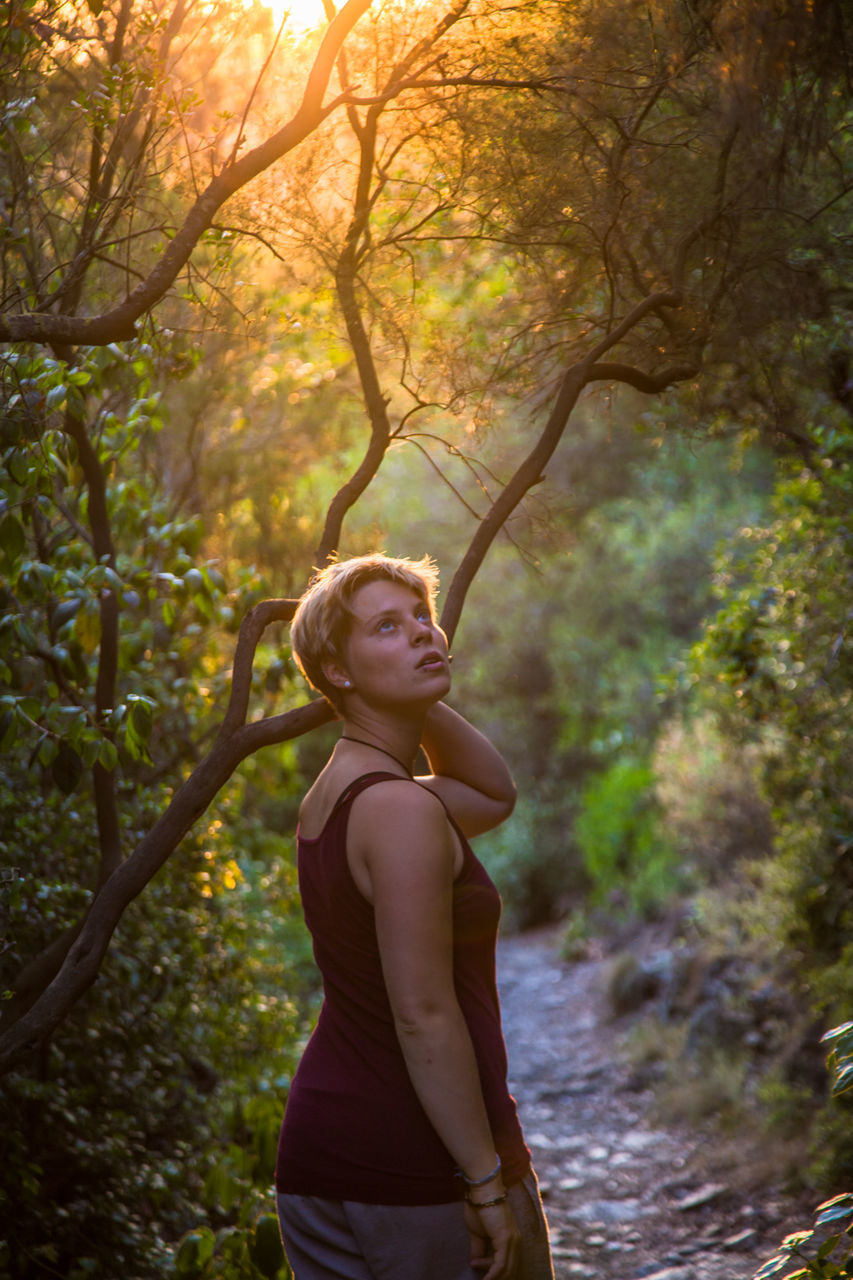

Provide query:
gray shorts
left=276, top=1169, right=554, bottom=1280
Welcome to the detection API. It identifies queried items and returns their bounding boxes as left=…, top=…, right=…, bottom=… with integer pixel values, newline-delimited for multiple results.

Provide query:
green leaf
left=51, top=598, right=82, bottom=632
left=782, top=1231, right=815, bottom=1251
left=830, top=1062, right=853, bottom=1096
left=821, top=1022, right=853, bottom=1045
left=128, top=699, right=153, bottom=743
left=51, top=743, right=84, bottom=795
left=204, top=566, right=227, bottom=593
left=174, top=1228, right=215, bottom=1278
left=45, top=384, right=67, bottom=411
left=107, top=704, right=127, bottom=730
left=753, top=1253, right=792, bottom=1280
left=183, top=567, right=204, bottom=595
left=97, top=738, right=118, bottom=772
left=0, top=708, right=16, bottom=751
left=6, top=448, right=29, bottom=484
left=74, top=607, right=101, bottom=654
left=195, top=1228, right=215, bottom=1266
left=249, top=1213, right=285, bottom=1279
left=0, top=512, right=27, bottom=564
left=816, top=1233, right=842, bottom=1262
left=815, top=1195, right=853, bottom=1227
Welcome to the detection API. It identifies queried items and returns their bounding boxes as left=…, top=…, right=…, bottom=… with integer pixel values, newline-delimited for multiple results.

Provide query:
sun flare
left=264, top=0, right=329, bottom=33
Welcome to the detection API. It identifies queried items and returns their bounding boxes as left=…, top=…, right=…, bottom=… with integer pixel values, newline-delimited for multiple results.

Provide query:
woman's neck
left=337, top=712, right=424, bottom=775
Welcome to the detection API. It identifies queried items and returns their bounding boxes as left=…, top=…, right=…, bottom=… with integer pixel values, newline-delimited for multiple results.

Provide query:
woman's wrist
left=458, top=1153, right=508, bottom=1206
left=466, top=1189, right=508, bottom=1209
left=457, top=1152, right=502, bottom=1188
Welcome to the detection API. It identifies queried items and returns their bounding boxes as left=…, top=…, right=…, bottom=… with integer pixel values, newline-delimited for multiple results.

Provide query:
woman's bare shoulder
left=300, top=768, right=435, bottom=838
left=352, top=776, right=446, bottom=819
left=348, top=778, right=450, bottom=853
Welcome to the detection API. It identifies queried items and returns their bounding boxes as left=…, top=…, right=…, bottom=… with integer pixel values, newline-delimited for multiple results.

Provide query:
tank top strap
left=323, top=773, right=472, bottom=872
left=326, top=771, right=412, bottom=827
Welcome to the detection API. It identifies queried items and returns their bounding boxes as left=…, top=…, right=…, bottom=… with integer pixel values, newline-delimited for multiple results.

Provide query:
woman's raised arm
left=417, top=702, right=516, bottom=837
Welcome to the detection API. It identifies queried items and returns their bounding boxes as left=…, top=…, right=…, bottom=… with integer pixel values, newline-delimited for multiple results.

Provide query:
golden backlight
left=264, top=0, right=329, bottom=32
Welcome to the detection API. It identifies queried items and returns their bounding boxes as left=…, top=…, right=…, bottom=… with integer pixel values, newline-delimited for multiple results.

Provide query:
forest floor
left=496, top=926, right=814, bottom=1280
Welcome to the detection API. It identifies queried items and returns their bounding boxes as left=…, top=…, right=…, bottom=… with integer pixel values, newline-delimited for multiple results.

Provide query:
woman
left=275, top=553, right=554, bottom=1280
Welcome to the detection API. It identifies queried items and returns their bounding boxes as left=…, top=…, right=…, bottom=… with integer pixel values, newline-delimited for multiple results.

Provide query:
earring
left=343, top=680, right=352, bottom=688
left=447, top=655, right=454, bottom=663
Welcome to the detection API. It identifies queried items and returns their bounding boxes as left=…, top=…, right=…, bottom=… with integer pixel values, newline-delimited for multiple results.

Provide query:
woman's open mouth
left=417, top=652, right=446, bottom=670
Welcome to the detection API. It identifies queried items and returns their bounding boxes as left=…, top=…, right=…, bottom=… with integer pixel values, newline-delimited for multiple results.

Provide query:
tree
left=2, top=0, right=851, bottom=1082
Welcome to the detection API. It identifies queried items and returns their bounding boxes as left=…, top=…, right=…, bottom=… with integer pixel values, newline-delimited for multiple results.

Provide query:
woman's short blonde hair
left=290, top=553, right=440, bottom=708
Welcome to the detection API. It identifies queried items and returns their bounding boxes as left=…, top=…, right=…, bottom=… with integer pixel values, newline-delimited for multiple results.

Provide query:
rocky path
left=496, top=929, right=807, bottom=1280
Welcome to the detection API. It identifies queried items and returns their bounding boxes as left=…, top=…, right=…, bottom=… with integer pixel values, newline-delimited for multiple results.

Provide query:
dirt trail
left=496, top=928, right=808, bottom=1280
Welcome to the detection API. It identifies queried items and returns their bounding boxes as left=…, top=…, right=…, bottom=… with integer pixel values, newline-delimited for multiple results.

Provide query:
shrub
left=653, top=714, right=774, bottom=883
left=574, top=757, right=681, bottom=917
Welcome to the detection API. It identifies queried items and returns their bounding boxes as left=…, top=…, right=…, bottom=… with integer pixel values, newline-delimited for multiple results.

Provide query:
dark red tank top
left=275, top=772, right=530, bottom=1204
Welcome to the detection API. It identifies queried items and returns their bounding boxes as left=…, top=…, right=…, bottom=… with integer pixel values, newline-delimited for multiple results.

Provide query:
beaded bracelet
left=457, top=1154, right=502, bottom=1187
left=467, top=1192, right=508, bottom=1209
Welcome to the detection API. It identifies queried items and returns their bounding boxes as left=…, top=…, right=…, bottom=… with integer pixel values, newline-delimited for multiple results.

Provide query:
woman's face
left=330, top=578, right=451, bottom=710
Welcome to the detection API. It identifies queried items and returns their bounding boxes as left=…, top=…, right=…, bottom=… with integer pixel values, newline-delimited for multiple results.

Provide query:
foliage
left=0, top=345, right=235, bottom=774
left=457, top=425, right=770, bottom=926
left=752, top=1194, right=853, bottom=1280
left=473, top=784, right=584, bottom=932
left=824, top=1023, right=853, bottom=1101
left=752, top=1024, right=853, bottom=1280
left=0, top=335, right=316, bottom=1277
left=648, top=313, right=853, bottom=1185
left=684, top=413, right=853, bottom=1016
left=0, top=765, right=314, bottom=1279
left=653, top=713, right=774, bottom=885
left=573, top=756, right=681, bottom=918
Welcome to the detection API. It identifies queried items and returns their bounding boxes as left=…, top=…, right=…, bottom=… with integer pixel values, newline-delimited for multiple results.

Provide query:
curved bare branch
left=586, top=358, right=701, bottom=393
left=441, top=360, right=588, bottom=644
left=441, top=293, right=702, bottom=643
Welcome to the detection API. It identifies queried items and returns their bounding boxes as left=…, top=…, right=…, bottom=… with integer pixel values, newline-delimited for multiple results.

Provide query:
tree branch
left=61, top=404, right=122, bottom=887
left=586, top=358, right=701, bottom=393
left=441, top=293, right=700, bottom=641
left=441, top=359, right=588, bottom=643
left=0, top=599, right=333, bottom=1075
left=0, top=0, right=373, bottom=346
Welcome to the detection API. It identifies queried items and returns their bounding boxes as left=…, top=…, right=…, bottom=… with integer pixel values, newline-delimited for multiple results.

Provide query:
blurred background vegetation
left=1, top=0, right=852, bottom=1274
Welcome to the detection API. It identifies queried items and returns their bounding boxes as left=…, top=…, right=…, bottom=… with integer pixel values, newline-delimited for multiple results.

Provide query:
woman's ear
left=322, top=660, right=352, bottom=693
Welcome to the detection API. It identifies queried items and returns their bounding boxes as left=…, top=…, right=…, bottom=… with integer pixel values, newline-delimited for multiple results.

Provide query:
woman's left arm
left=417, top=702, right=516, bottom=837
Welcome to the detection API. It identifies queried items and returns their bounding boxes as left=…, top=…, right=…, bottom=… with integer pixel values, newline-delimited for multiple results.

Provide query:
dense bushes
left=0, top=752, right=316, bottom=1279
left=0, top=344, right=318, bottom=1278
left=574, top=757, right=680, bottom=917
left=564, top=414, right=853, bottom=1198
left=465, top=429, right=773, bottom=928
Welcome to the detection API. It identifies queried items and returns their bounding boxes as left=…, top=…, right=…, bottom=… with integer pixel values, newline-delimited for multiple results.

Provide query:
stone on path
left=637, top=1268, right=694, bottom=1280
left=674, top=1183, right=728, bottom=1212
